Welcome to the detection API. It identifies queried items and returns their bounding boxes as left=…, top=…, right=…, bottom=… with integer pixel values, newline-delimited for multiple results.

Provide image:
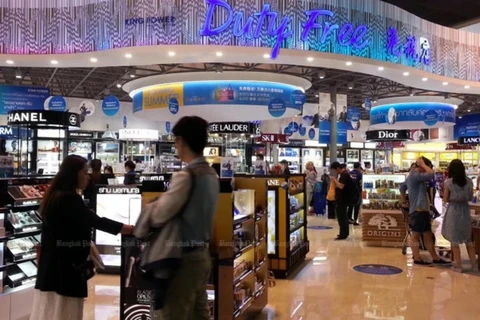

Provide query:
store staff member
left=123, top=160, right=137, bottom=185
left=134, top=116, right=219, bottom=320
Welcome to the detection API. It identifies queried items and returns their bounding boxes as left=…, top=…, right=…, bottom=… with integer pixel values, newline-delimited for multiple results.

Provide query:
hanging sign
left=209, top=122, right=253, bottom=134
left=0, top=85, right=50, bottom=115
left=458, top=136, right=480, bottom=145
left=119, top=129, right=159, bottom=141
left=102, top=95, right=120, bottom=117
left=7, top=110, right=81, bottom=128
left=45, top=96, right=67, bottom=112
left=366, top=130, right=411, bottom=141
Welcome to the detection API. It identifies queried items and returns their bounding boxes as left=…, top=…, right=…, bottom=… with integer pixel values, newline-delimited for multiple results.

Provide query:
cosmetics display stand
left=0, top=176, right=51, bottom=320
left=235, top=174, right=309, bottom=279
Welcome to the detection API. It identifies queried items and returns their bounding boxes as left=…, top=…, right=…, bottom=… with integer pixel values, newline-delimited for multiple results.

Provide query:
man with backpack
left=330, top=162, right=359, bottom=240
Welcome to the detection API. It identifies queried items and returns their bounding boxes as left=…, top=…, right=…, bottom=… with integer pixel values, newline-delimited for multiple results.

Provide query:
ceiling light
left=464, top=85, right=470, bottom=89
left=318, top=71, right=326, bottom=79
left=116, top=82, right=122, bottom=88
left=468, top=109, right=471, bottom=113
left=442, top=81, right=448, bottom=86
left=408, top=88, right=415, bottom=96
left=125, top=53, right=132, bottom=58
left=453, top=105, right=458, bottom=109
left=422, top=77, right=428, bottom=82
left=216, top=52, right=223, bottom=57
left=403, top=71, right=409, bottom=76
left=378, top=66, right=384, bottom=71
left=348, top=82, right=354, bottom=90
left=346, top=61, right=353, bottom=66
left=128, top=67, right=136, bottom=78
left=90, top=57, right=98, bottom=63
left=6, top=60, right=14, bottom=65
left=168, top=51, right=176, bottom=57
left=263, top=53, right=270, bottom=59
left=315, top=94, right=319, bottom=98
left=50, top=60, right=58, bottom=65
left=215, top=65, right=223, bottom=73
left=307, top=57, right=314, bottom=62
left=15, top=69, right=22, bottom=79
left=373, top=96, right=378, bottom=103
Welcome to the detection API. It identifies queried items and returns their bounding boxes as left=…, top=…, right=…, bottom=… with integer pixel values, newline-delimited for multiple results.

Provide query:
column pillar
left=329, top=87, right=337, bottom=167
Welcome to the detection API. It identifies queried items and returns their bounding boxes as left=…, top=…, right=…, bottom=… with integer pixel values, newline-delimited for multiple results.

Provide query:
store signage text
left=209, top=122, right=251, bottom=134
left=366, top=230, right=401, bottom=237
left=258, top=134, right=288, bottom=143
left=0, top=127, right=13, bottom=135
left=68, top=131, right=94, bottom=139
left=7, top=112, right=47, bottom=123
left=119, top=129, right=159, bottom=141
left=200, top=0, right=369, bottom=59
left=267, top=179, right=281, bottom=186
left=379, top=131, right=398, bottom=139
left=98, top=187, right=141, bottom=194
left=366, top=130, right=411, bottom=141
left=125, top=16, right=176, bottom=26
left=458, top=136, right=480, bottom=145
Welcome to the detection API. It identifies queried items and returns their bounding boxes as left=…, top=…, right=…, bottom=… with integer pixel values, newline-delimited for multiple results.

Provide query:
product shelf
left=290, top=224, right=305, bottom=234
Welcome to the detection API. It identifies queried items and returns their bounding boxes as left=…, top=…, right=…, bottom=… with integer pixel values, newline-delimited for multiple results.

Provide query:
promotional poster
left=221, top=157, right=235, bottom=178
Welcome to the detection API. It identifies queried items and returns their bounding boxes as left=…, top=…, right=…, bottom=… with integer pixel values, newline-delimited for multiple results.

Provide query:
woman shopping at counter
left=304, top=161, right=317, bottom=214
left=30, top=155, right=134, bottom=320
left=442, top=159, right=478, bottom=273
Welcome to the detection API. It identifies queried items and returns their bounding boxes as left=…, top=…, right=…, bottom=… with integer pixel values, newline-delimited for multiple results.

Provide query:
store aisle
left=84, top=216, right=480, bottom=320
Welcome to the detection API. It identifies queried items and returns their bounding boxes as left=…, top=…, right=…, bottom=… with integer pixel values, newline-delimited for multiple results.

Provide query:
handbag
left=326, top=180, right=336, bottom=201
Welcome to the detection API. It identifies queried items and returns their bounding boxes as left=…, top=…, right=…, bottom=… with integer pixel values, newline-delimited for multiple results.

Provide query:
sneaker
left=433, top=259, right=451, bottom=265
left=414, top=260, right=432, bottom=266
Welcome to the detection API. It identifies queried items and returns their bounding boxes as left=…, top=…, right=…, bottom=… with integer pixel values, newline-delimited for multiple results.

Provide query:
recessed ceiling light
left=442, top=81, right=448, bottom=86
left=422, top=77, right=428, bottom=81
left=464, top=85, right=470, bottom=89
left=378, top=66, right=384, bottom=71
left=468, top=109, right=471, bottom=112
left=403, top=71, right=409, bottom=76
left=315, top=94, right=319, bottom=98
left=116, top=83, right=122, bottom=88
left=318, top=71, right=326, bottom=79
left=168, top=51, right=176, bottom=57
left=263, top=53, right=270, bottom=59
left=346, top=61, right=352, bottom=66
left=307, top=57, right=314, bottom=62
left=6, top=60, right=14, bottom=65
left=453, top=105, right=458, bottom=109
left=15, top=69, right=22, bottom=79
left=459, top=116, right=462, bottom=119
left=216, top=52, right=223, bottom=57
left=50, top=60, right=58, bottom=65
left=90, top=57, right=98, bottom=63
left=125, top=53, right=132, bottom=58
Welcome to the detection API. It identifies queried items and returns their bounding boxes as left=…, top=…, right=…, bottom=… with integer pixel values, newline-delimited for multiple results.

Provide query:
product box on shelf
left=7, top=185, right=49, bottom=207
left=362, top=174, right=406, bottom=211
left=6, top=210, right=42, bottom=234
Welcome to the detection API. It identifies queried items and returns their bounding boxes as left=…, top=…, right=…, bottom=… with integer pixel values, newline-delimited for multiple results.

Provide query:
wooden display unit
left=235, top=174, right=309, bottom=279
left=361, top=174, right=407, bottom=247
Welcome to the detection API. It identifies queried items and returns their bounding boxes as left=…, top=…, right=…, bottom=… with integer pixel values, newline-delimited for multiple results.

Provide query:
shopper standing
left=404, top=157, right=449, bottom=266
left=124, top=160, right=137, bottom=185
left=348, top=162, right=363, bottom=225
left=280, top=159, right=291, bottom=177
left=135, top=116, right=220, bottom=320
left=330, top=162, right=358, bottom=240
left=30, top=155, right=134, bottom=320
left=304, top=161, right=317, bottom=214
left=442, top=159, right=477, bottom=272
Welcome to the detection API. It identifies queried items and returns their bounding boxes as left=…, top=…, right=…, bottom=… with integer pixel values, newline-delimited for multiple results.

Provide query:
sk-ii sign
left=200, top=0, right=369, bottom=59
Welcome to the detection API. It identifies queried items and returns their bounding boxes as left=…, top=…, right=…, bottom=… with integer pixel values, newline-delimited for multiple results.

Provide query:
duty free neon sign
left=200, top=0, right=430, bottom=64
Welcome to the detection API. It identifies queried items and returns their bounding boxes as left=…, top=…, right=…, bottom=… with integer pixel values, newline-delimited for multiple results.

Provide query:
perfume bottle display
left=267, top=190, right=276, bottom=255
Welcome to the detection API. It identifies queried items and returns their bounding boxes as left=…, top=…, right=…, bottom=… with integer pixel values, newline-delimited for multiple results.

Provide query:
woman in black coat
left=30, top=155, right=134, bottom=320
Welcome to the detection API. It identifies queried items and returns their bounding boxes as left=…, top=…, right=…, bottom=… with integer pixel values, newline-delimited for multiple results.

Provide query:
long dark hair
left=40, top=155, right=87, bottom=217
left=90, top=159, right=102, bottom=185
left=448, top=159, right=467, bottom=187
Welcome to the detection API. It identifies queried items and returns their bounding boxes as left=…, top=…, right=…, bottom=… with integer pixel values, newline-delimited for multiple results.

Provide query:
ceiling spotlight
left=50, top=60, right=58, bottom=65
left=373, top=96, right=378, bottom=103
left=307, top=57, right=314, bottom=62
left=168, top=51, right=176, bottom=57
left=408, top=88, right=415, bottom=96
left=125, top=53, right=132, bottom=58
left=315, top=94, right=319, bottom=98
left=116, top=82, right=122, bottom=88
left=6, top=60, right=14, bottom=65
left=468, top=109, right=472, bottom=113
left=216, top=52, right=223, bottom=57
left=453, top=105, right=458, bottom=110
left=459, top=116, right=462, bottom=119
left=318, top=71, right=326, bottom=79
left=465, top=85, right=470, bottom=89
left=346, top=61, right=353, bottom=66
left=403, top=71, right=409, bottom=76
left=422, top=77, right=428, bottom=82
left=15, top=69, right=23, bottom=79
left=378, top=66, right=384, bottom=71
left=442, top=81, right=448, bottom=86
left=128, top=67, right=136, bottom=78
left=263, top=53, right=270, bottom=59
left=348, top=82, right=354, bottom=90
left=90, top=57, right=98, bottom=63
left=215, top=65, right=223, bottom=73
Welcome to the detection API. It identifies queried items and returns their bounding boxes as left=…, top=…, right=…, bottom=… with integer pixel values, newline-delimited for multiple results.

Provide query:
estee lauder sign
left=209, top=122, right=253, bottom=134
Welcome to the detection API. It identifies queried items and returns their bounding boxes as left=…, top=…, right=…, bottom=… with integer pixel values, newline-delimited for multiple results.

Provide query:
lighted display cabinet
left=235, top=174, right=309, bottom=278
left=361, top=174, right=407, bottom=247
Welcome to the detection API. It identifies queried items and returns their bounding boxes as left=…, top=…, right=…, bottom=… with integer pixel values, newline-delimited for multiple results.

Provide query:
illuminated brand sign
left=458, top=136, right=480, bottom=145
left=8, top=112, right=47, bottom=123
left=119, top=129, right=159, bottom=140
left=0, top=126, right=13, bottom=136
left=200, top=0, right=369, bottom=59
left=209, top=122, right=253, bottom=134
left=98, top=187, right=141, bottom=194
left=68, top=131, right=94, bottom=139
left=7, top=110, right=81, bottom=128
left=125, top=16, right=176, bottom=26
left=267, top=179, right=281, bottom=186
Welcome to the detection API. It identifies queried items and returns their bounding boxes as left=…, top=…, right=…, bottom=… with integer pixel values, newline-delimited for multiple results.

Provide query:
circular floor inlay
left=353, top=264, right=403, bottom=275
left=307, top=226, right=333, bottom=230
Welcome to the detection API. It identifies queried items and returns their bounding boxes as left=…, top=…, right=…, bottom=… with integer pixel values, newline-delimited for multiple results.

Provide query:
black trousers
left=327, top=201, right=336, bottom=219
left=348, top=205, right=360, bottom=222
left=336, top=204, right=349, bottom=238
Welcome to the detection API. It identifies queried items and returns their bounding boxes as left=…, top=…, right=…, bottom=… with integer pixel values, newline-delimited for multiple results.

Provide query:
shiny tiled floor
left=85, top=215, right=480, bottom=320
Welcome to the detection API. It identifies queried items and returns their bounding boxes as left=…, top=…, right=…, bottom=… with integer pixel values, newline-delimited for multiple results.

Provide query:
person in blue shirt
left=401, top=157, right=450, bottom=266
left=348, top=162, right=363, bottom=225
left=124, top=160, right=137, bottom=185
